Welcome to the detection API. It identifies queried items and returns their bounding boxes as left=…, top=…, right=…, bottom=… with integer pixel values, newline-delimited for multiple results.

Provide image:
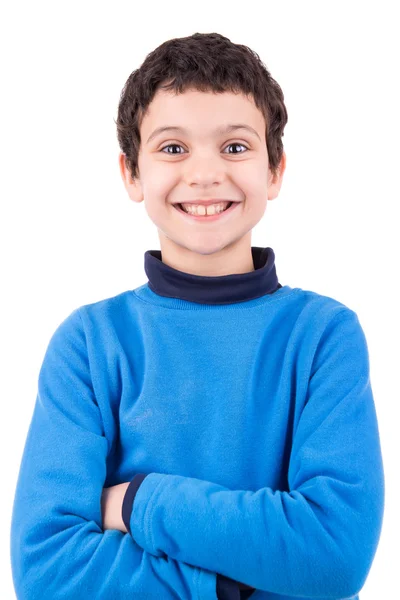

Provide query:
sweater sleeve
left=122, top=474, right=251, bottom=600
left=10, top=309, right=218, bottom=600
left=123, top=308, right=385, bottom=599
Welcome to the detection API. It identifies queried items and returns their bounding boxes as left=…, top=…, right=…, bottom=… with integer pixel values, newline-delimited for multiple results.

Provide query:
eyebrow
left=146, top=124, right=261, bottom=144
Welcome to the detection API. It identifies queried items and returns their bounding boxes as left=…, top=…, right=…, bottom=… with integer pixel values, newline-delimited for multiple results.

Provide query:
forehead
left=141, top=89, right=265, bottom=139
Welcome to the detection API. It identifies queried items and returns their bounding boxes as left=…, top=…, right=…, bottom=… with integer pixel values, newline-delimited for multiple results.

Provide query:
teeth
left=180, top=202, right=231, bottom=215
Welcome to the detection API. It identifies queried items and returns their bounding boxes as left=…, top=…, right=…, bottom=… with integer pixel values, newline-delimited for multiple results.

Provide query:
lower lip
left=173, top=202, right=240, bottom=222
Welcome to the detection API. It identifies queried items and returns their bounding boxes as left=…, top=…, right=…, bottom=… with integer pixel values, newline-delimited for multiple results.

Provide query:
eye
left=223, top=143, right=249, bottom=154
left=159, top=144, right=185, bottom=154
left=159, top=142, right=249, bottom=155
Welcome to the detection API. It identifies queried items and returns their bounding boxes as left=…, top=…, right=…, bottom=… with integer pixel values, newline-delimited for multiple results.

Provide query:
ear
left=118, top=152, right=143, bottom=203
left=267, top=151, right=287, bottom=201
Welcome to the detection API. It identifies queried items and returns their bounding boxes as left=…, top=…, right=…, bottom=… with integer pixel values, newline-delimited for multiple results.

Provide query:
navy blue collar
left=144, top=246, right=282, bottom=305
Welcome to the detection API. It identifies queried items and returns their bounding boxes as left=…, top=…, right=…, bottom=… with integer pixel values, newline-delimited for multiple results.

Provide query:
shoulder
left=289, top=285, right=358, bottom=327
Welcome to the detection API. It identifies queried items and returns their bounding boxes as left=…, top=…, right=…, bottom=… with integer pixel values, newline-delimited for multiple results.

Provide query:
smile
left=173, top=201, right=240, bottom=222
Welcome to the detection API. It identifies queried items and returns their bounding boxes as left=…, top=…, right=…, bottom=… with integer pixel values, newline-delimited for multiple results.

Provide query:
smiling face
left=119, top=88, right=286, bottom=276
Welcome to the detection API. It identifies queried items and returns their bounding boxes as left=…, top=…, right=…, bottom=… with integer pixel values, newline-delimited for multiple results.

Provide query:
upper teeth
left=180, top=202, right=231, bottom=215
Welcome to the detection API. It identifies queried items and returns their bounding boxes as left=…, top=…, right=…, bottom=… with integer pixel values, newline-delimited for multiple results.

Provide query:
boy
left=11, top=32, right=384, bottom=599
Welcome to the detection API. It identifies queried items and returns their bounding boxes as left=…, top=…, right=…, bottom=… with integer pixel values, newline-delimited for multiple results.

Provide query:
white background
left=1, top=1, right=398, bottom=597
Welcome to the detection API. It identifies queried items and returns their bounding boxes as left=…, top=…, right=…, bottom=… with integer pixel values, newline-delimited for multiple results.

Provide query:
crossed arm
left=100, top=481, right=255, bottom=592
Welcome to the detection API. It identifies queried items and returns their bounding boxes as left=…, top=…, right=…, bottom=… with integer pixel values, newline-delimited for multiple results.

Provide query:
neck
left=157, top=234, right=255, bottom=277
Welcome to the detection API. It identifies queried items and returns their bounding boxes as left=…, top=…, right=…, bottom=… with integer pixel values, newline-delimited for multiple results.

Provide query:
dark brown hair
left=115, top=32, right=288, bottom=180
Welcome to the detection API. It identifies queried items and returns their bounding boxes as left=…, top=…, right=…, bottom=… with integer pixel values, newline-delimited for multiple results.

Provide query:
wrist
left=101, top=482, right=130, bottom=533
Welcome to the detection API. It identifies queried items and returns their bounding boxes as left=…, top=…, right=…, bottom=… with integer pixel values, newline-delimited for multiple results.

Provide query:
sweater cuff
left=216, top=574, right=240, bottom=600
left=240, top=588, right=256, bottom=599
left=122, top=473, right=148, bottom=535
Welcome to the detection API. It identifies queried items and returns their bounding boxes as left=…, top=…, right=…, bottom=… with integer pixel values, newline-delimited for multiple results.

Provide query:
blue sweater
left=10, top=246, right=384, bottom=600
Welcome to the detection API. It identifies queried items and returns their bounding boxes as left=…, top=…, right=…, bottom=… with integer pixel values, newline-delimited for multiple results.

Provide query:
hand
left=101, top=482, right=130, bottom=533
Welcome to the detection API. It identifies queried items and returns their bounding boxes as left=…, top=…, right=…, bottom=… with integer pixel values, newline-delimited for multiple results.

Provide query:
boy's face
left=119, top=88, right=286, bottom=275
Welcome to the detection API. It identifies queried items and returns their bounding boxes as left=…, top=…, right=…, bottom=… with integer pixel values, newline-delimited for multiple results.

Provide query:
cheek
left=143, top=199, right=173, bottom=232
left=236, top=163, right=268, bottom=192
left=146, top=177, right=177, bottom=204
left=144, top=200, right=161, bottom=221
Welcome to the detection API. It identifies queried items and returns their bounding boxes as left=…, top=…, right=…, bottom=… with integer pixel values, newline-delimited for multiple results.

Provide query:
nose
left=183, top=155, right=226, bottom=187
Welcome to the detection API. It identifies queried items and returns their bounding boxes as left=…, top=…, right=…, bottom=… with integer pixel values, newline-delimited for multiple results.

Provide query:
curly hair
left=115, top=32, right=288, bottom=180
